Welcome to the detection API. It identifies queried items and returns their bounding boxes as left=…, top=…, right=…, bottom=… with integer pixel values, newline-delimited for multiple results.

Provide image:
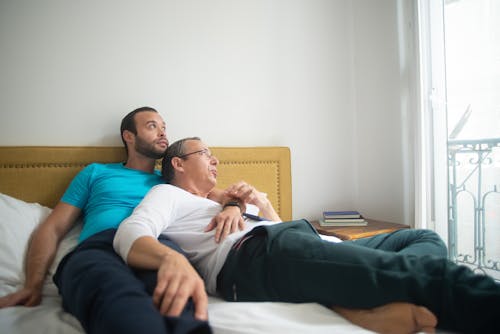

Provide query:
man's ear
left=122, top=130, right=134, bottom=145
left=171, top=156, right=185, bottom=172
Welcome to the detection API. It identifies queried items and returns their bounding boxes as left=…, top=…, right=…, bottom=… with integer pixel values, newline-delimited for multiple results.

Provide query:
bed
left=0, top=146, right=372, bottom=334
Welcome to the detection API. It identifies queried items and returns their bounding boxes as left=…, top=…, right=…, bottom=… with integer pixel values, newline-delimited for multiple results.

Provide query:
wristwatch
left=223, top=201, right=242, bottom=212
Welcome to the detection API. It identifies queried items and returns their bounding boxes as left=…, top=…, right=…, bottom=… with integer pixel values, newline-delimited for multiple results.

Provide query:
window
left=419, top=0, right=500, bottom=280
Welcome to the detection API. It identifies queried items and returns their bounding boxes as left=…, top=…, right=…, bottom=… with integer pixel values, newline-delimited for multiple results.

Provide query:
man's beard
left=134, top=137, right=166, bottom=159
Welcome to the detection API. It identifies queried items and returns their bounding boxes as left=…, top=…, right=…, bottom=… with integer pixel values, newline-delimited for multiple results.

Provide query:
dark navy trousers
left=217, top=220, right=500, bottom=334
left=53, top=229, right=211, bottom=334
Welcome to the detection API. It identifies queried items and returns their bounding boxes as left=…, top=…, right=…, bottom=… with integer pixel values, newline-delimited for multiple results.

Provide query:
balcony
left=448, top=138, right=500, bottom=281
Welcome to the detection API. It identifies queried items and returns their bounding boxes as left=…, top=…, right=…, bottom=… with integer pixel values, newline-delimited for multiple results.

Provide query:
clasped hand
left=224, top=181, right=268, bottom=208
left=205, top=181, right=267, bottom=243
left=205, top=205, right=245, bottom=243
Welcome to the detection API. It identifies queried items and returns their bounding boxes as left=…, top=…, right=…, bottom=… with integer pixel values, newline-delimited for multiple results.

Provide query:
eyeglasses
left=178, top=148, right=213, bottom=160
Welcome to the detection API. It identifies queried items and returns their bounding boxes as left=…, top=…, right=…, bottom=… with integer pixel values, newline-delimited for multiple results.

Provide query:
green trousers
left=217, top=219, right=500, bottom=334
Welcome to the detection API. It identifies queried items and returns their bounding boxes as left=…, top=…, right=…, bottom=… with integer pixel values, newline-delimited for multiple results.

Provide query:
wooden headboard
left=0, top=146, right=292, bottom=220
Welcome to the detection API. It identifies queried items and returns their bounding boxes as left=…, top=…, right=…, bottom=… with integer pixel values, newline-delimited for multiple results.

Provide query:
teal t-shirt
left=61, top=163, right=164, bottom=242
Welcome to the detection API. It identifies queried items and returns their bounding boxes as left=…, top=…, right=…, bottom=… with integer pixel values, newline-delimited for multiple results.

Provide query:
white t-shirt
left=114, top=184, right=278, bottom=294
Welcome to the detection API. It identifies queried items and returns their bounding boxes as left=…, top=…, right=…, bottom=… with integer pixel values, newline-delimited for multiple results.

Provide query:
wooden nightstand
left=310, top=218, right=410, bottom=240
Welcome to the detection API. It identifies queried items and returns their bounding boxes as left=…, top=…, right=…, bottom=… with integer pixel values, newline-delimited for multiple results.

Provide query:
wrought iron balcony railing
left=448, top=138, right=500, bottom=281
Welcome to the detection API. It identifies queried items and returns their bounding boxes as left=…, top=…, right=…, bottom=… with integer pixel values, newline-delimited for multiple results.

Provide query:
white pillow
left=0, top=193, right=81, bottom=298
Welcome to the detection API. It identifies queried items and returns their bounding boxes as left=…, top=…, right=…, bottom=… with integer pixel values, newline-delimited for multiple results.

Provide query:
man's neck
left=171, top=180, right=211, bottom=198
left=124, top=155, right=157, bottom=174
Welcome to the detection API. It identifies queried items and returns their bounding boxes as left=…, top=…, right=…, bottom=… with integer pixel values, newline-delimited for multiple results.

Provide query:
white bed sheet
left=208, top=297, right=372, bottom=334
left=0, top=295, right=374, bottom=334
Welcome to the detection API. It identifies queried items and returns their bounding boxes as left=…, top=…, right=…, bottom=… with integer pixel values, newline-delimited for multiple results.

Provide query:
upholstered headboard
left=0, top=146, right=292, bottom=220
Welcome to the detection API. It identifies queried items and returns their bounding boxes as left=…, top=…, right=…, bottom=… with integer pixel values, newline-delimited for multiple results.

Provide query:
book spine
left=323, top=211, right=361, bottom=219
left=318, top=219, right=367, bottom=227
left=322, top=218, right=365, bottom=223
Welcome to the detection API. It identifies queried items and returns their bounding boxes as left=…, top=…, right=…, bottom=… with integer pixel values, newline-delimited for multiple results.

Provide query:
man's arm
left=207, top=188, right=246, bottom=212
left=113, top=187, right=208, bottom=321
left=124, top=236, right=208, bottom=321
left=206, top=188, right=246, bottom=243
left=0, top=202, right=81, bottom=308
left=225, top=181, right=281, bottom=221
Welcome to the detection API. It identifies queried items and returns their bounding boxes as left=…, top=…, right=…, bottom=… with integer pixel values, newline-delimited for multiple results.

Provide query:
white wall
left=0, top=0, right=417, bottom=225
left=350, top=1, right=419, bottom=225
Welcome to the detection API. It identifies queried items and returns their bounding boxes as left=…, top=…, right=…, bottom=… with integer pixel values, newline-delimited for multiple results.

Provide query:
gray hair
left=162, top=137, right=201, bottom=183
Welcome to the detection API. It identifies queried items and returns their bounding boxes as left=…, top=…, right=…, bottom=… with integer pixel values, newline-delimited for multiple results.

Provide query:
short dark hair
left=162, top=137, right=201, bottom=183
left=120, top=106, right=158, bottom=149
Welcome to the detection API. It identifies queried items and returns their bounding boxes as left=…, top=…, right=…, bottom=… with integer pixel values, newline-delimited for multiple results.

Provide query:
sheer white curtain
left=415, top=0, right=448, bottom=237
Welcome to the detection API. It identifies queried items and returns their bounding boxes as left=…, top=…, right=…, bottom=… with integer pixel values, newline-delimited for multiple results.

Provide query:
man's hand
left=224, top=181, right=282, bottom=222
left=0, top=287, right=41, bottom=308
left=0, top=202, right=81, bottom=310
left=224, top=181, right=267, bottom=208
left=205, top=206, right=245, bottom=243
left=121, top=236, right=209, bottom=321
left=154, top=251, right=208, bottom=321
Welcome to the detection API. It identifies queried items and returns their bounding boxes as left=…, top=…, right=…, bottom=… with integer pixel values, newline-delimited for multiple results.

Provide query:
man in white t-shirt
left=115, top=136, right=500, bottom=334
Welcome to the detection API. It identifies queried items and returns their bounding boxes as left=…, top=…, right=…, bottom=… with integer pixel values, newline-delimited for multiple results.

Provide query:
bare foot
left=332, top=302, right=437, bottom=334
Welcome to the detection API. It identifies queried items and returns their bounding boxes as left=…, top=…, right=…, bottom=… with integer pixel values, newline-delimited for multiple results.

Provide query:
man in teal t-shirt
left=0, top=107, right=243, bottom=334
left=62, top=162, right=164, bottom=242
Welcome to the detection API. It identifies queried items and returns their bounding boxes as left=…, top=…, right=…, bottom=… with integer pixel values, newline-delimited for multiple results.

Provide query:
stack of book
left=319, top=210, right=367, bottom=227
